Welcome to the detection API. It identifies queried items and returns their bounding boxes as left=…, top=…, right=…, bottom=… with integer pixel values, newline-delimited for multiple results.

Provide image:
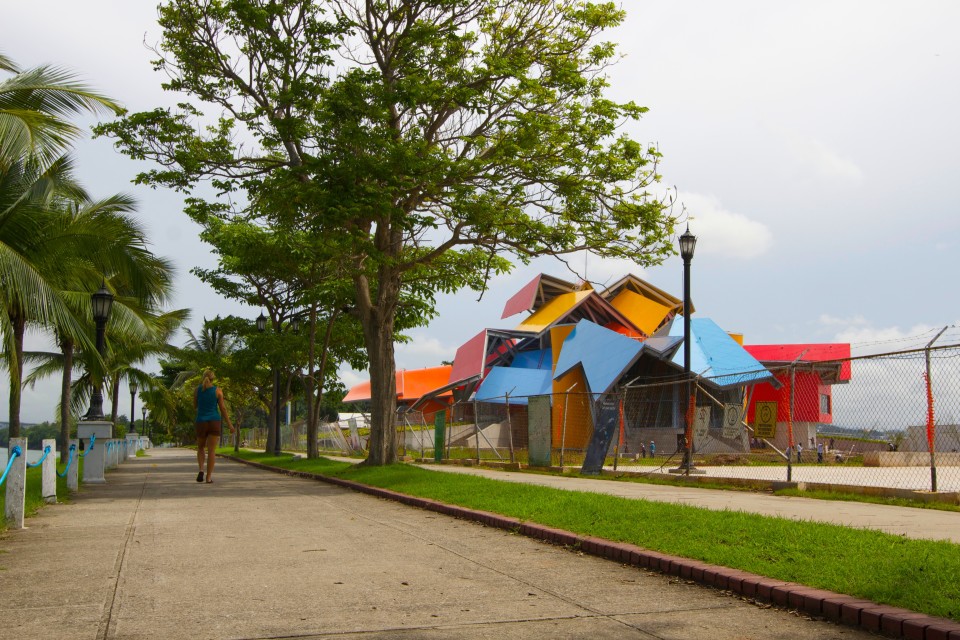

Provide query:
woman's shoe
left=196, top=471, right=204, bottom=482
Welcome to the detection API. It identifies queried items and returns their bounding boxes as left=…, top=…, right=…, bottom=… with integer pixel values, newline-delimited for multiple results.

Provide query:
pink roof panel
left=449, top=330, right=489, bottom=382
left=501, top=275, right=543, bottom=319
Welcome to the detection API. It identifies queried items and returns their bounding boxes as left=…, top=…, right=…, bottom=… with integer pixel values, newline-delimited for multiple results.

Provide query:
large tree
left=187, top=216, right=368, bottom=456
left=98, top=0, right=676, bottom=464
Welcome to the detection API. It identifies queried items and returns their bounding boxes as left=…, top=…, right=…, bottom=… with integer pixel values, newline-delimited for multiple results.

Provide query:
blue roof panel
left=553, top=320, right=644, bottom=395
left=511, top=348, right=553, bottom=370
left=666, top=317, right=773, bottom=387
left=474, top=367, right=553, bottom=405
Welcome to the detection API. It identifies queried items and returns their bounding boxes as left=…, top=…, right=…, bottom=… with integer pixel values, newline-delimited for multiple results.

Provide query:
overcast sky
left=4, top=1, right=959, bottom=423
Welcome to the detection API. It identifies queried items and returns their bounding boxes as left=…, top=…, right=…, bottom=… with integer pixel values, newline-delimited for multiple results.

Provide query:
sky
left=3, top=1, right=960, bottom=424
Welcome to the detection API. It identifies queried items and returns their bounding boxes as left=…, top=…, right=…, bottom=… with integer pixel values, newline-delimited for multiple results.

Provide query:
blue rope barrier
left=79, top=435, right=96, bottom=458
left=26, top=445, right=51, bottom=468
left=0, top=445, right=23, bottom=487
left=57, top=444, right=77, bottom=478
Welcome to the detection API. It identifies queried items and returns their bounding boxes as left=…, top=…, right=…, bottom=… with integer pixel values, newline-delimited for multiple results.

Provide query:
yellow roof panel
left=610, top=290, right=671, bottom=336
left=515, top=291, right=592, bottom=333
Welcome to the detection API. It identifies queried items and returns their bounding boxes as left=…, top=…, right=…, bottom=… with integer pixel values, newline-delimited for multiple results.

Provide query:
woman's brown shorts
left=195, top=420, right=222, bottom=440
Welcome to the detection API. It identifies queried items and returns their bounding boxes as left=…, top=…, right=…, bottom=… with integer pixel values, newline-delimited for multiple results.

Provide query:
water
left=0, top=447, right=45, bottom=468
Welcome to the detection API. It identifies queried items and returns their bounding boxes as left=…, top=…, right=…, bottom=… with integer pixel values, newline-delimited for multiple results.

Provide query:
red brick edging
left=223, top=455, right=960, bottom=639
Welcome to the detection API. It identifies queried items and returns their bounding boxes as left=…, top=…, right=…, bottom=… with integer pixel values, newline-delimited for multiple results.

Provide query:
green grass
left=223, top=447, right=960, bottom=621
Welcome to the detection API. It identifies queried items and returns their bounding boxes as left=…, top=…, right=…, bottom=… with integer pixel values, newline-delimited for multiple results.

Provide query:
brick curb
left=222, top=455, right=960, bottom=640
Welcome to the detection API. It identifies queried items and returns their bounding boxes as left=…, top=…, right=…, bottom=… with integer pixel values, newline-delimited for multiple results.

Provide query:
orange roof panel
left=343, top=365, right=454, bottom=403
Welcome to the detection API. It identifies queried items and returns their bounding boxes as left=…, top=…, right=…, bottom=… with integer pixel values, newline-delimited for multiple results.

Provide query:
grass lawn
left=223, top=448, right=960, bottom=621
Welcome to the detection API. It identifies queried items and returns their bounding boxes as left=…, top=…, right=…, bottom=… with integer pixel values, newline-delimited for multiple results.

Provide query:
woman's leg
left=205, top=434, right=220, bottom=480
left=196, top=429, right=205, bottom=472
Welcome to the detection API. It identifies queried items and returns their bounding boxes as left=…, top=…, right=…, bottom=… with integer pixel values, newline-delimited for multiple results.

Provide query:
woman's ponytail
left=202, top=369, right=215, bottom=390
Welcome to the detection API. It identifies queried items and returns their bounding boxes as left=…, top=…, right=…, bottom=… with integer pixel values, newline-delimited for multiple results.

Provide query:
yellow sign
left=754, top=402, right=778, bottom=438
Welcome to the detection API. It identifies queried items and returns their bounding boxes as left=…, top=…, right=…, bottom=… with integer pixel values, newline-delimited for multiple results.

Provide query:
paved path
left=607, top=461, right=960, bottom=492
left=413, top=463, right=960, bottom=543
left=0, top=448, right=878, bottom=640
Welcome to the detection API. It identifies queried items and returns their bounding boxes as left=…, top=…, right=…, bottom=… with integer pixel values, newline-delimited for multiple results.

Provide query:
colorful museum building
left=344, top=273, right=850, bottom=460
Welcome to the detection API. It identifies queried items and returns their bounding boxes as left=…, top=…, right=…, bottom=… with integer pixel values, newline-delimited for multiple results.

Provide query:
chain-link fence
left=247, top=344, right=960, bottom=494
left=430, top=343, right=960, bottom=493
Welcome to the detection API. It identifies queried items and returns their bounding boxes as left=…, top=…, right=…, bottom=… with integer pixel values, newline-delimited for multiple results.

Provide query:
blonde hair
left=201, top=369, right=215, bottom=390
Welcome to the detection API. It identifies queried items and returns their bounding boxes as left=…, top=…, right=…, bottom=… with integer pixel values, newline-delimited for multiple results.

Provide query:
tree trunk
left=309, top=309, right=338, bottom=459
left=265, top=376, right=276, bottom=453
left=357, top=271, right=401, bottom=466
left=60, top=338, right=74, bottom=463
left=306, top=304, right=317, bottom=458
left=363, top=319, right=398, bottom=465
left=7, top=312, right=25, bottom=438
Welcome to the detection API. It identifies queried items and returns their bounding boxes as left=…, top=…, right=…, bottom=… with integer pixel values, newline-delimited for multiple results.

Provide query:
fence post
left=505, top=392, right=515, bottom=464
left=67, top=439, right=79, bottom=492
left=433, top=411, right=445, bottom=463
left=924, top=327, right=947, bottom=492
left=474, top=399, right=481, bottom=462
left=41, top=438, right=57, bottom=504
left=559, top=392, right=570, bottom=469
left=613, top=396, right=623, bottom=471
left=788, top=365, right=795, bottom=482
left=5, top=438, right=27, bottom=529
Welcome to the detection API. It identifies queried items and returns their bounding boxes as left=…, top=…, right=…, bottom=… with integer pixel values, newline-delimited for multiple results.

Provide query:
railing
left=4, top=434, right=148, bottom=530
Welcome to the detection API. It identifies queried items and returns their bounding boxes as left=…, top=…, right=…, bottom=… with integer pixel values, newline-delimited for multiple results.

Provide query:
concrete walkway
left=412, top=463, right=960, bottom=543
left=0, top=448, right=881, bottom=640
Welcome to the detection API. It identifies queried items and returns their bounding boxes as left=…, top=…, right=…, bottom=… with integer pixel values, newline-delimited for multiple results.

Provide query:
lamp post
left=129, top=381, right=138, bottom=434
left=679, top=225, right=697, bottom=474
left=257, top=311, right=283, bottom=455
left=141, top=406, right=147, bottom=442
left=84, top=283, right=114, bottom=421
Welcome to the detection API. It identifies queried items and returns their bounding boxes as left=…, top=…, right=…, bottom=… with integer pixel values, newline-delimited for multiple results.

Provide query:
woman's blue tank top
left=196, top=385, right=221, bottom=421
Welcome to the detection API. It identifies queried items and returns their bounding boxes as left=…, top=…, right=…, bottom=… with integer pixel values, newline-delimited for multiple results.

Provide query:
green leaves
left=97, top=0, right=677, bottom=463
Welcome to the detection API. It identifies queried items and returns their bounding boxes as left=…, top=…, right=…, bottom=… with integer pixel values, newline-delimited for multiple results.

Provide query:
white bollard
left=67, top=439, right=79, bottom=492
left=4, top=438, right=27, bottom=529
left=41, top=438, right=56, bottom=504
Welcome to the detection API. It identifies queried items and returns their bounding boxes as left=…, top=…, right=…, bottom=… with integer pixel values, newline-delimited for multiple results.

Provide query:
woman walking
left=194, top=369, right=234, bottom=483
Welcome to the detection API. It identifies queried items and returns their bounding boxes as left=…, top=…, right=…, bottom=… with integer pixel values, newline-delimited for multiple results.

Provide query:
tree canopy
left=98, top=0, right=677, bottom=464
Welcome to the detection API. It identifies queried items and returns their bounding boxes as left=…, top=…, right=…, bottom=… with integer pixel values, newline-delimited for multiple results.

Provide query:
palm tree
left=21, top=194, right=182, bottom=453
left=183, top=317, right=236, bottom=361
left=0, top=52, right=121, bottom=164
left=0, top=54, right=122, bottom=438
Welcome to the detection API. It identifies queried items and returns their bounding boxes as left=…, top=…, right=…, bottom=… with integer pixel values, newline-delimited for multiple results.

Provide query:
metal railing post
left=925, top=326, right=948, bottom=492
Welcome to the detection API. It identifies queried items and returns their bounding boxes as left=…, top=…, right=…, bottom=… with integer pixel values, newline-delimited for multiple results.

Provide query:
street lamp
left=141, top=406, right=147, bottom=442
left=129, top=381, right=138, bottom=433
left=84, top=282, right=114, bottom=421
left=679, top=225, right=697, bottom=474
left=257, top=312, right=282, bottom=455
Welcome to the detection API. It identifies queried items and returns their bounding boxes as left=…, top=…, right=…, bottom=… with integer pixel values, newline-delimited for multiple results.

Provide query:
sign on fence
left=722, top=404, right=743, bottom=439
left=434, top=412, right=445, bottom=463
left=754, top=401, right=777, bottom=438
left=527, top=396, right=552, bottom=467
left=693, top=406, right=711, bottom=441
